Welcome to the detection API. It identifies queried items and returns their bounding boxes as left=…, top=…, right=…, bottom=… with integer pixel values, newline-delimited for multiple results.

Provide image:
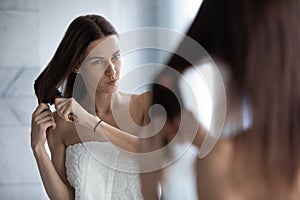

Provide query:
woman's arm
left=82, top=114, right=139, bottom=152
left=140, top=170, right=161, bottom=200
left=90, top=91, right=155, bottom=152
left=54, top=93, right=161, bottom=153
left=31, top=103, right=74, bottom=200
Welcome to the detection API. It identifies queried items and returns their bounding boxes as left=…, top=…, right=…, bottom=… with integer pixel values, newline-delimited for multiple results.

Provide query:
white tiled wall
left=0, top=0, right=46, bottom=199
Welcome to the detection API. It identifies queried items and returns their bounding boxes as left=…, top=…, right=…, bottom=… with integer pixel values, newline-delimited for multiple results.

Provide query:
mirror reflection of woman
left=31, top=15, right=151, bottom=199
left=146, top=0, right=300, bottom=199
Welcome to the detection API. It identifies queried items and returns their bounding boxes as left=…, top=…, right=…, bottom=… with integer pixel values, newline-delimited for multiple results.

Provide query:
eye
left=92, top=59, right=104, bottom=65
left=112, top=54, right=121, bottom=61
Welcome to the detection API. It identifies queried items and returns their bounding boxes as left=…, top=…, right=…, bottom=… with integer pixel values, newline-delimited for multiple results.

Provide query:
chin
left=97, top=85, right=118, bottom=93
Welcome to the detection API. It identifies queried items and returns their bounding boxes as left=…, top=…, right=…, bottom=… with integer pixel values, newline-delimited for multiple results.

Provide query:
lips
left=106, top=77, right=118, bottom=84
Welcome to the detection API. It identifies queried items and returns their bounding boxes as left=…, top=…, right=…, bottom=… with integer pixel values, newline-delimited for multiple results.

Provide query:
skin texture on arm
left=31, top=104, right=74, bottom=200
left=94, top=118, right=140, bottom=152
left=47, top=114, right=75, bottom=198
left=33, top=145, right=73, bottom=200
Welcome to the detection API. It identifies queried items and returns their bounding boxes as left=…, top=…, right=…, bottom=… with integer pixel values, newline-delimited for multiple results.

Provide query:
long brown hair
left=34, top=14, right=117, bottom=104
left=161, top=0, right=300, bottom=184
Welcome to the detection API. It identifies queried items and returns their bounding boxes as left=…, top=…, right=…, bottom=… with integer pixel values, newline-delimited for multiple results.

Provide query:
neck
left=80, top=90, right=117, bottom=116
left=94, top=92, right=115, bottom=115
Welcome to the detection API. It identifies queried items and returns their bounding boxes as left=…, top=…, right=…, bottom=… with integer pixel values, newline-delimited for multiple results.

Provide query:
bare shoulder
left=202, top=139, right=234, bottom=160
left=123, top=91, right=153, bottom=126
left=131, top=91, right=153, bottom=108
left=46, top=111, right=70, bottom=150
left=197, top=139, right=234, bottom=191
left=197, top=139, right=234, bottom=174
left=47, top=112, right=76, bottom=150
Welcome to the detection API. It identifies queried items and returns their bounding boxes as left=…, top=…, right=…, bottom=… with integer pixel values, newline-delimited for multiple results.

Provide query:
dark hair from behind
left=158, top=0, right=300, bottom=184
left=34, top=14, right=118, bottom=104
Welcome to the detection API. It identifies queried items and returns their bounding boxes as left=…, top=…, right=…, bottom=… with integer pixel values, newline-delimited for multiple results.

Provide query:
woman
left=148, top=0, right=300, bottom=199
left=31, top=14, right=151, bottom=199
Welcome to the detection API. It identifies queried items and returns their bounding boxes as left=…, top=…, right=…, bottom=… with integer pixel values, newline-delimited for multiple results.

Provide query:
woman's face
left=80, top=35, right=121, bottom=94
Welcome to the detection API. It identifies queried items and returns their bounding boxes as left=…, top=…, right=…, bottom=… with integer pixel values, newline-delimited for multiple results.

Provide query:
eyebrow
left=87, top=50, right=120, bottom=60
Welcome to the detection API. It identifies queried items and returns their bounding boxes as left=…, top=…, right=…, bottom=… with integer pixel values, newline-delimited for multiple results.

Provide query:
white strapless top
left=65, top=141, right=144, bottom=200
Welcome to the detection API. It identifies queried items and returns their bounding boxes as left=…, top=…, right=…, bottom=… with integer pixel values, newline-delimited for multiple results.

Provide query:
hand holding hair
left=54, top=97, right=102, bottom=131
left=31, top=103, right=56, bottom=150
left=54, top=97, right=81, bottom=123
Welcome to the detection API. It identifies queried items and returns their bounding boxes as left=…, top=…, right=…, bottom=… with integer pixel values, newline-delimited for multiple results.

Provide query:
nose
left=105, top=61, right=116, bottom=76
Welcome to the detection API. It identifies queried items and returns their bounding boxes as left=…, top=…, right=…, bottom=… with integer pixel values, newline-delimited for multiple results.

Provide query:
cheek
left=81, top=69, right=105, bottom=87
left=88, top=70, right=102, bottom=83
left=114, top=58, right=121, bottom=68
left=116, top=67, right=121, bottom=76
left=81, top=64, right=105, bottom=79
left=115, top=63, right=121, bottom=75
left=98, top=73, right=106, bottom=83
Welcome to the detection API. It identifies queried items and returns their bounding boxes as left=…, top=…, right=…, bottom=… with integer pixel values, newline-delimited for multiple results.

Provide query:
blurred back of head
left=162, top=0, right=300, bottom=184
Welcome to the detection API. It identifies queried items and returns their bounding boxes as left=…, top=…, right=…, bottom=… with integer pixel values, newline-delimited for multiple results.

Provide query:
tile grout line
left=1, top=67, right=25, bottom=97
left=1, top=67, right=29, bottom=125
left=7, top=99, right=27, bottom=126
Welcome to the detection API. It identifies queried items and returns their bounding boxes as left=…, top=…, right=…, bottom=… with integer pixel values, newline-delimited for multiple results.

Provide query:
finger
left=63, top=111, right=74, bottom=123
left=40, top=120, right=57, bottom=131
left=57, top=105, right=73, bottom=123
left=54, top=98, right=71, bottom=109
left=36, top=114, right=54, bottom=125
left=34, top=110, right=52, bottom=122
left=61, top=101, right=72, bottom=114
left=54, top=97, right=68, bottom=104
left=54, top=98, right=69, bottom=111
left=67, top=113, right=79, bottom=123
left=58, top=102, right=72, bottom=119
left=55, top=98, right=78, bottom=123
left=32, top=103, right=49, bottom=117
left=55, top=100, right=74, bottom=121
left=72, top=114, right=79, bottom=123
left=56, top=109, right=68, bottom=122
left=55, top=99, right=70, bottom=114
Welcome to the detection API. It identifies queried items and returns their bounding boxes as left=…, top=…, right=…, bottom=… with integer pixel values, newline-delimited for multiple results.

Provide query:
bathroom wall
left=0, top=0, right=47, bottom=199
